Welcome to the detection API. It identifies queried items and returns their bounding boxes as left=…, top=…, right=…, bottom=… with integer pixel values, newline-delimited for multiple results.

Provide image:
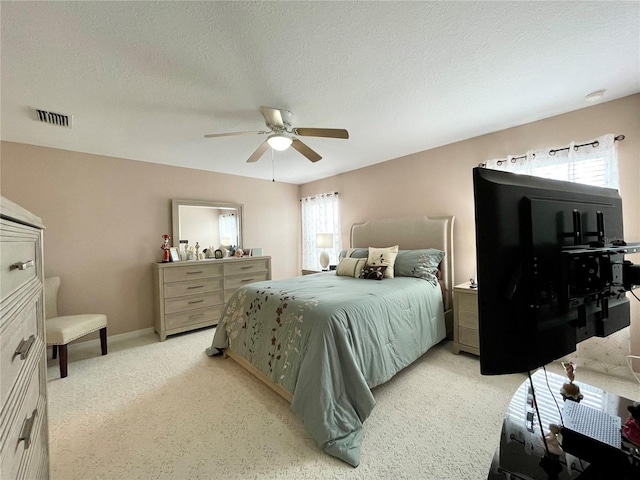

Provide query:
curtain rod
left=480, top=134, right=625, bottom=167
left=300, top=192, right=339, bottom=202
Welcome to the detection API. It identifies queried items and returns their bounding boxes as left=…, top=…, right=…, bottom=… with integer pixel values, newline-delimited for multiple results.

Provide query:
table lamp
left=316, top=233, right=333, bottom=271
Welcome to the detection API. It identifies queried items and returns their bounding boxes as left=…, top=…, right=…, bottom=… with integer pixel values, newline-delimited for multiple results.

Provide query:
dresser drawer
left=1, top=299, right=40, bottom=409
left=0, top=359, right=44, bottom=480
left=163, top=263, right=223, bottom=283
left=0, top=221, right=39, bottom=303
left=223, top=258, right=269, bottom=277
left=165, top=305, right=223, bottom=330
left=163, top=277, right=223, bottom=299
left=164, top=290, right=224, bottom=315
left=457, top=292, right=477, bottom=312
left=225, top=271, right=270, bottom=292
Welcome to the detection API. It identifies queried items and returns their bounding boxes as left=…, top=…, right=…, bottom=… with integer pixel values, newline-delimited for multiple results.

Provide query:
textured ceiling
left=2, top=2, right=639, bottom=184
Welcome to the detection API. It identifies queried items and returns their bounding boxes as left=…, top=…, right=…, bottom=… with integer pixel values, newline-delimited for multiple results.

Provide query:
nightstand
left=452, top=282, right=479, bottom=355
left=302, top=269, right=321, bottom=275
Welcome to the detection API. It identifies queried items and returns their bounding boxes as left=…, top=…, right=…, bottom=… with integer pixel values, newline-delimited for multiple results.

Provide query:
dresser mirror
left=171, top=199, right=244, bottom=254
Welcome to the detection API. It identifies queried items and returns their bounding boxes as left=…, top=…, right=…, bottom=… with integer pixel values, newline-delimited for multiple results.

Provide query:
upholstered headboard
left=350, top=215, right=455, bottom=313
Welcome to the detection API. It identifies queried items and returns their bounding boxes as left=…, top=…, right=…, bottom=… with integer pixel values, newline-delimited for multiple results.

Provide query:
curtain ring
left=510, top=158, right=517, bottom=163
left=497, top=160, right=504, bottom=166
left=592, top=141, right=599, bottom=148
left=549, top=149, right=556, bottom=156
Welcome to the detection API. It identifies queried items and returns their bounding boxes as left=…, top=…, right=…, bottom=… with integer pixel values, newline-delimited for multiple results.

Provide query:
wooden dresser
left=0, top=196, right=49, bottom=479
left=153, top=256, right=271, bottom=341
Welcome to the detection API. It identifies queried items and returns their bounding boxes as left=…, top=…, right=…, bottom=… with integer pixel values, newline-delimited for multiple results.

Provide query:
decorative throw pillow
left=336, top=257, right=367, bottom=278
left=367, top=245, right=399, bottom=278
left=338, top=248, right=369, bottom=261
left=359, top=264, right=387, bottom=280
left=394, top=249, right=445, bottom=285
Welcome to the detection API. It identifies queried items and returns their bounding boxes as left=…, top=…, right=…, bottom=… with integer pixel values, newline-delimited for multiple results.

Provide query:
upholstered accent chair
left=44, top=276, right=107, bottom=378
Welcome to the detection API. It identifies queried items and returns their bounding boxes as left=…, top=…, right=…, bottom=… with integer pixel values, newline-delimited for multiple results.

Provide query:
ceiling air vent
left=33, top=108, right=73, bottom=128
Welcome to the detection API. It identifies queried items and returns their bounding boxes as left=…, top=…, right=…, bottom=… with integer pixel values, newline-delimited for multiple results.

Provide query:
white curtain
left=301, top=192, right=341, bottom=270
left=484, top=133, right=619, bottom=189
left=219, top=213, right=237, bottom=246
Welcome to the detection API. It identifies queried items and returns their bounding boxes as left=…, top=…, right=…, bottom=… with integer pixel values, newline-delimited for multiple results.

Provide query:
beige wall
left=301, top=94, right=640, bottom=357
left=0, top=143, right=300, bottom=337
left=2, top=95, right=638, bottom=353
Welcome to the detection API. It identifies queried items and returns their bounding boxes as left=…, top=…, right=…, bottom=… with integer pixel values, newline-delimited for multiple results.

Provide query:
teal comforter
left=206, top=272, right=446, bottom=466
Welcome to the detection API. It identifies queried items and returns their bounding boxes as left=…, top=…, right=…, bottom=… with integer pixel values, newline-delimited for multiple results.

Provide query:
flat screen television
left=473, top=167, right=639, bottom=375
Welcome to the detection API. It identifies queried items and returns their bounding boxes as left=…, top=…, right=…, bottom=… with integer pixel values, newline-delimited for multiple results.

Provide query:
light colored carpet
left=47, top=328, right=639, bottom=480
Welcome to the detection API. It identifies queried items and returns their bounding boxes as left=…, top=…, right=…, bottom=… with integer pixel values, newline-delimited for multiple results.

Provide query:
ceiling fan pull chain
left=272, top=148, right=275, bottom=182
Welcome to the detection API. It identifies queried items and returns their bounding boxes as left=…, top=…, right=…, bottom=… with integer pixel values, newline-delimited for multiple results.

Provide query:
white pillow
left=336, top=257, right=366, bottom=278
left=367, top=245, right=399, bottom=278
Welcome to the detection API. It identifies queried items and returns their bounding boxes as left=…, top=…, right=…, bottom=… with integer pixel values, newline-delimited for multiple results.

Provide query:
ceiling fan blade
left=246, top=141, right=270, bottom=163
left=204, top=131, right=268, bottom=138
left=294, top=128, right=349, bottom=139
left=291, top=139, right=322, bottom=163
left=260, top=106, right=284, bottom=128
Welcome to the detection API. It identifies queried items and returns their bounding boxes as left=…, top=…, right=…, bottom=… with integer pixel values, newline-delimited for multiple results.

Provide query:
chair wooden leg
left=100, top=327, right=107, bottom=355
left=59, top=344, right=68, bottom=378
left=52, top=345, right=58, bottom=359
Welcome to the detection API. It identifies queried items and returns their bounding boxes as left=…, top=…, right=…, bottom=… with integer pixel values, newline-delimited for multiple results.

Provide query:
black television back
left=473, top=167, right=635, bottom=375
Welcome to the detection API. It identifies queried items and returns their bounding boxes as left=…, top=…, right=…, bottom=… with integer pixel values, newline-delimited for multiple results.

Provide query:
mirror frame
left=171, top=199, right=244, bottom=249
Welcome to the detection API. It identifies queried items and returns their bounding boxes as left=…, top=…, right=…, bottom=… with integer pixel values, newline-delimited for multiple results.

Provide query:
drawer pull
left=241, top=265, right=254, bottom=269
left=14, top=335, right=35, bottom=360
left=187, top=285, right=204, bottom=289
left=189, top=313, right=204, bottom=320
left=18, top=409, right=38, bottom=449
left=241, top=278, right=255, bottom=283
left=188, top=299, right=204, bottom=305
left=10, top=260, right=34, bottom=271
left=186, top=271, right=203, bottom=275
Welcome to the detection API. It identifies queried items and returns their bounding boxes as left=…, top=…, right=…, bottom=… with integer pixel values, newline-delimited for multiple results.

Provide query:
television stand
left=488, top=370, right=639, bottom=479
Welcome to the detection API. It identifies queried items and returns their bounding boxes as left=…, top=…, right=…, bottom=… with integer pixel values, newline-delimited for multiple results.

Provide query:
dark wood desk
left=488, top=370, right=639, bottom=479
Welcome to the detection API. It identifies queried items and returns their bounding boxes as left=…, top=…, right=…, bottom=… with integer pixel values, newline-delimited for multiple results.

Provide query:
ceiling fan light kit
left=266, top=134, right=292, bottom=151
left=205, top=106, right=349, bottom=163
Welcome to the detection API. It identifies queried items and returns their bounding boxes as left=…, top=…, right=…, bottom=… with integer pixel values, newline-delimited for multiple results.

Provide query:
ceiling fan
left=204, top=106, right=349, bottom=163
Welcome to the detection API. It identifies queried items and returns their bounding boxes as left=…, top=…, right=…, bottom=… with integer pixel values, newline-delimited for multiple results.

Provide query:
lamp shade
left=267, top=134, right=292, bottom=151
left=316, top=233, right=333, bottom=249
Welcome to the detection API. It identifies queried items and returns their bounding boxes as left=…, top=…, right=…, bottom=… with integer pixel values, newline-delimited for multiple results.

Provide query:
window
left=483, top=134, right=619, bottom=189
left=218, top=212, right=238, bottom=246
left=301, top=192, right=341, bottom=270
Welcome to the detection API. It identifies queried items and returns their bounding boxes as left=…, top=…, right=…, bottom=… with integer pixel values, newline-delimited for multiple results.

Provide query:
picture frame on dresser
left=169, top=247, right=180, bottom=262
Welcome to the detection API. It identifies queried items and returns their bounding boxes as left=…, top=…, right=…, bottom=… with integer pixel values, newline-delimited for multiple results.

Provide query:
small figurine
left=161, top=234, right=171, bottom=263
left=544, top=423, right=564, bottom=456
left=560, top=361, right=583, bottom=402
left=195, top=242, right=200, bottom=260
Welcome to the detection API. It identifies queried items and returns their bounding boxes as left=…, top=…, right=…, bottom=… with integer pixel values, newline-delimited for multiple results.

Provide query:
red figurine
left=161, top=234, right=171, bottom=262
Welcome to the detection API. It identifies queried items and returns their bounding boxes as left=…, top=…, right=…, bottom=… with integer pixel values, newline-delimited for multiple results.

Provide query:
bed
left=206, top=215, right=454, bottom=466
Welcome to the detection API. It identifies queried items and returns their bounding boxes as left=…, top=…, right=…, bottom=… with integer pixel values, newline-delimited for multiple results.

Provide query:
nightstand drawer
left=459, top=310, right=478, bottom=329
left=457, top=292, right=478, bottom=311
left=459, top=326, right=479, bottom=348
